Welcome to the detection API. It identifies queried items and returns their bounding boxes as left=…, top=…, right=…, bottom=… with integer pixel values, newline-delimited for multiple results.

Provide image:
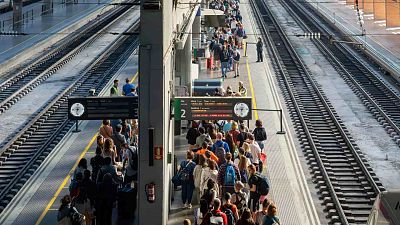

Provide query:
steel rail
left=0, top=20, right=139, bottom=213
left=250, top=0, right=384, bottom=223
left=0, top=2, right=134, bottom=115
left=280, top=0, right=400, bottom=144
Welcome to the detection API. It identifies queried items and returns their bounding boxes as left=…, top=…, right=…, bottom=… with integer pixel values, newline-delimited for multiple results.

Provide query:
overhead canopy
left=202, top=9, right=225, bottom=27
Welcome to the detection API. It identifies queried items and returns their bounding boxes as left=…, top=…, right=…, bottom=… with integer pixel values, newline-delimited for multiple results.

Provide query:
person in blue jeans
left=220, top=45, right=231, bottom=78
left=179, top=150, right=196, bottom=209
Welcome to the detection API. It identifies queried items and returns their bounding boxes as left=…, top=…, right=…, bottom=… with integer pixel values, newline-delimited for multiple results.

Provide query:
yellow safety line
left=130, top=71, right=138, bottom=84
left=35, top=134, right=97, bottom=225
left=36, top=73, right=139, bottom=224
left=245, top=57, right=259, bottom=120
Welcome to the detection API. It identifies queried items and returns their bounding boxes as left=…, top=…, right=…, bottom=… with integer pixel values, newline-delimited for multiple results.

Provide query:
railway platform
left=0, top=45, right=138, bottom=225
left=0, top=0, right=112, bottom=68
left=306, top=0, right=400, bottom=80
left=168, top=0, right=321, bottom=224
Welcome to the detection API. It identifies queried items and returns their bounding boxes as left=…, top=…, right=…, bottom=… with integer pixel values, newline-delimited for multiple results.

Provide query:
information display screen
left=68, top=96, right=138, bottom=120
left=174, top=97, right=252, bottom=120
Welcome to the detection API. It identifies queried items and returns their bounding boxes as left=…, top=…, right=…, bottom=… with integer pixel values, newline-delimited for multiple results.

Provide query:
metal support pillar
left=138, top=0, right=174, bottom=224
left=175, top=32, right=193, bottom=88
left=12, top=0, right=22, bottom=29
left=42, top=0, right=53, bottom=14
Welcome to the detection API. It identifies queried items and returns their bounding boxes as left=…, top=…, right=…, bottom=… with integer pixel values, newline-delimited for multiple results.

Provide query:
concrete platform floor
left=0, top=0, right=112, bottom=65
left=168, top=0, right=321, bottom=224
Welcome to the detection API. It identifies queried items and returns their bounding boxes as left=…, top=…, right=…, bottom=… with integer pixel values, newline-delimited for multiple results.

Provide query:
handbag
left=171, top=161, right=192, bottom=186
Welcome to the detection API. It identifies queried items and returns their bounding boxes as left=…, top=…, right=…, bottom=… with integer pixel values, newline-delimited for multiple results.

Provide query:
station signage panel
left=174, top=97, right=252, bottom=120
left=68, top=96, right=138, bottom=120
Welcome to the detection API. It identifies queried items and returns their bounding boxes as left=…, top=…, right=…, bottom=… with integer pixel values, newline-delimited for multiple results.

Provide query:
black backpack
left=69, top=207, right=85, bottom=225
left=256, top=174, right=270, bottom=195
left=254, top=127, right=267, bottom=141
left=233, top=191, right=247, bottom=210
left=222, top=204, right=235, bottom=225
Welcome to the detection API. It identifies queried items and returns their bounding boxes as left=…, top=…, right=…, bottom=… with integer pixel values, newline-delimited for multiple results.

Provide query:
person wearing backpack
left=253, top=198, right=271, bottom=225
left=90, top=147, right=104, bottom=182
left=96, top=173, right=117, bottom=225
left=231, top=181, right=248, bottom=213
left=220, top=45, right=231, bottom=78
left=201, top=199, right=228, bottom=225
left=262, top=203, right=281, bottom=225
left=235, top=23, right=245, bottom=49
left=178, top=151, right=196, bottom=209
left=58, top=195, right=75, bottom=225
left=186, top=121, right=200, bottom=150
left=212, top=133, right=230, bottom=154
left=74, top=170, right=95, bottom=225
left=123, top=143, right=138, bottom=185
left=200, top=160, right=219, bottom=197
left=217, top=153, right=241, bottom=196
left=247, top=164, right=261, bottom=214
left=222, top=192, right=239, bottom=223
left=253, top=120, right=267, bottom=151
left=193, top=154, right=207, bottom=205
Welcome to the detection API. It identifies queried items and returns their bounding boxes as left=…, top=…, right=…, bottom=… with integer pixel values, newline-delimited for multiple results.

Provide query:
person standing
left=201, top=199, right=228, bottom=225
left=179, top=151, right=196, bottom=209
left=122, top=78, right=135, bottom=96
left=256, top=37, right=263, bottom=62
left=218, top=153, right=241, bottom=196
left=254, top=199, right=271, bottom=225
left=262, top=203, right=281, bottom=225
left=111, top=125, right=127, bottom=162
left=110, top=79, right=119, bottom=96
left=247, top=164, right=261, bottom=214
left=96, top=173, right=118, bottom=225
left=233, top=47, right=241, bottom=78
left=248, top=134, right=262, bottom=173
left=253, top=119, right=267, bottom=151
left=220, top=45, right=231, bottom=78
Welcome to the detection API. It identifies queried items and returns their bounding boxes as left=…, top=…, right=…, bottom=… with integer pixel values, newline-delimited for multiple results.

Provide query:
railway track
left=275, top=0, right=400, bottom=147
left=250, top=0, right=385, bottom=223
left=0, top=20, right=139, bottom=213
left=0, top=2, right=134, bottom=115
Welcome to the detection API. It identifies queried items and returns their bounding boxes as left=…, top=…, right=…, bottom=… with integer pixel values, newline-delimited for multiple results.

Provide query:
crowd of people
left=58, top=80, right=139, bottom=225
left=174, top=119, right=281, bottom=225
left=207, top=0, right=263, bottom=79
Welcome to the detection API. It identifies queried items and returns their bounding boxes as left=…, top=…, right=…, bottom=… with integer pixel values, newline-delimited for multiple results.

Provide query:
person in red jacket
left=201, top=199, right=228, bottom=225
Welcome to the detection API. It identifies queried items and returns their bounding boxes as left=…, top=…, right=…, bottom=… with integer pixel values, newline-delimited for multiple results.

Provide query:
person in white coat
left=200, top=159, right=219, bottom=197
left=193, top=154, right=207, bottom=204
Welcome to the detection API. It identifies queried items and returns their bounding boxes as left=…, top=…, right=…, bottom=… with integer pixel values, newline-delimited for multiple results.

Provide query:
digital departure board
left=68, top=96, right=138, bottom=120
left=174, top=97, right=252, bottom=120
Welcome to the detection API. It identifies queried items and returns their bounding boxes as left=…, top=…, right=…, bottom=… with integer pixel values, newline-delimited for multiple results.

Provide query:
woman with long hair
left=103, top=138, right=117, bottom=165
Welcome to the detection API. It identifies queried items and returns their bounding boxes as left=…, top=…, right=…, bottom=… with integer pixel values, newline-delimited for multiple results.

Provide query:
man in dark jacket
left=96, top=173, right=118, bottom=225
left=256, top=37, right=263, bottom=62
left=112, top=124, right=127, bottom=161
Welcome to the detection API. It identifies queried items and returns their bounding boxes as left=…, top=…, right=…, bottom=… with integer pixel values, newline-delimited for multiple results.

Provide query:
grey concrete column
left=192, top=9, right=201, bottom=42
left=138, top=0, right=174, bottom=224
left=12, top=0, right=22, bottom=28
left=42, top=0, right=53, bottom=14
left=175, top=32, right=192, bottom=88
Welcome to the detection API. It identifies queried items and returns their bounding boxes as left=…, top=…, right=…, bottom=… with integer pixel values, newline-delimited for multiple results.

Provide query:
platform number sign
left=173, top=97, right=252, bottom=120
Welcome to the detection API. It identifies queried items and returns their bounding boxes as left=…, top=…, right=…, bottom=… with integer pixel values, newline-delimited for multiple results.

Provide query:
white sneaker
left=187, top=204, right=192, bottom=209
left=182, top=203, right=187, bottom=208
